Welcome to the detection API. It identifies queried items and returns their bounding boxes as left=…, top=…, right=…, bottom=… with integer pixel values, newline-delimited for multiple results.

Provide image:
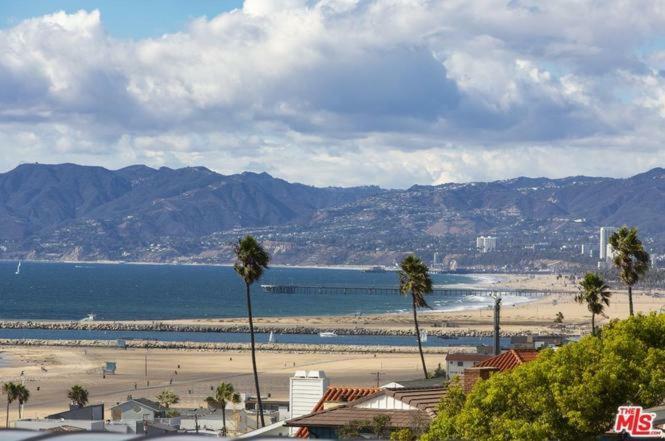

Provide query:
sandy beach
left=0, top=346, right=444, bottom=420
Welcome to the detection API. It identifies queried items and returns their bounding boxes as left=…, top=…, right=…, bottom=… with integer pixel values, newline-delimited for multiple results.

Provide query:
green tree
left=67, top=385, right=89, bottom=408
left=205, top=382, right=241, bottom=436
left=234, top=235, right=270, bottom=428
left=156, top=389, right=179, bottom=409
left=576, top=273, right=611, bottom=335
left=422, top=313, right=665, bottom=441
left=2, top=382, right=18, bottom=428
left=338, top=415, right=392, bottom=439
left=398, top=255, right=432, bottom=379
left=15, top=384, right=29, bottom=420
left=609, top=226, right=650, bottom=316
left=554, top=311, right=564, bottom=324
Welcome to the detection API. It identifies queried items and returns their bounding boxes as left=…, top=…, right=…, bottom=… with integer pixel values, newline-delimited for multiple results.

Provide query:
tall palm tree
left=2, top=382, right=18, bottom=428
left=398, top=255, right=432, bottom=379
left=15, top=385, right=29, bottom=420
left=609, top=226, right=650, bottom=316
left=205, top=382, right=241, bottom=436
left=67, top=385, right=89, bottom=408
left=576, top=273, right=611, bottom=335
left=234, top=235, right=270, bottom=428
left=155, top=390, right=179, bottom=409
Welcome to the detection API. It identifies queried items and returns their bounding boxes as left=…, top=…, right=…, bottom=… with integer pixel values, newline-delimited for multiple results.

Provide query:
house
left=110, top=398, right=167, bottom=422
left=45, top=404, right=105, bottom=421
left=445, top=353, right=491, bottom=378
left=463, top=349, right=540, bottom=392
left=15, top=419, right=105, bottom=432
left=286, top=386, right=446, bottom=439
left=294, top=386, right=381, bottom=438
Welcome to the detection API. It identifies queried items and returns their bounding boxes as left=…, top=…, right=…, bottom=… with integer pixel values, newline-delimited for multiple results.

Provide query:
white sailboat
left=15, top=261, right=21, bottom=275
left=80, top=313, right=96, bottom=322
left=319, top=331, right=337, bottom=338
left=268, top=331, right=276, bottom=343
left=420, top=330, right=428, bottom=343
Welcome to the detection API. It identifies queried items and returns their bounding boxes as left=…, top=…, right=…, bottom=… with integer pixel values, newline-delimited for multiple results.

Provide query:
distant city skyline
left=1, top=1, right=665, bottom=188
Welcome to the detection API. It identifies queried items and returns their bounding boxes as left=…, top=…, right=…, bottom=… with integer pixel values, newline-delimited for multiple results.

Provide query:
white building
left=445, top=353, right=491, bottom=378
left=476, top=236, right=497, bottom=253
left=599, top=227, right=617, bottom=261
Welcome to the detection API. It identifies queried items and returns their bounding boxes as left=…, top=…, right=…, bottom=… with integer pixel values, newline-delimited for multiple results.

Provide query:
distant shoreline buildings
left=476, top=236, right=497, bottom=254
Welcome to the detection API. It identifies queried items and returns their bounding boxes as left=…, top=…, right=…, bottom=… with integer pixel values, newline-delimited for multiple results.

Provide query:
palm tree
left=156, top=389, right=179, bottom=409
left=609, top=226, right=650, bottom=316
left=398, top=255, right=432, bottom=379
left=233, top=235, right=270, bottom=428
left=2, top=382, right=18, bottom=428
left=576, top=273, right=611, bottom=335
left=15, top=385, right=29, bottom=420
left=205, top=382, right=241, bottom=436
left=67, top=385, right=89, bottom=408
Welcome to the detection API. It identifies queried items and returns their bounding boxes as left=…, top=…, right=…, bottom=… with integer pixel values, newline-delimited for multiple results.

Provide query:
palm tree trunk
left=221, top=406, right=227, bottom=436
left=18, top=403, right=21, bottom=420
left=245, top=282, right=265, bottom=428
left=591, top=313, right=595, bottom=336
left=628, top=285, right=634, bottom=316
left=5, top=398, right=9, bottom=428
left=412, top=295, right=428, bottom=379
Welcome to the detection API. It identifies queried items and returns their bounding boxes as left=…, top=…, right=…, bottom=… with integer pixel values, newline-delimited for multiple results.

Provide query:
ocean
left=0, top=261, right=515, bottom=321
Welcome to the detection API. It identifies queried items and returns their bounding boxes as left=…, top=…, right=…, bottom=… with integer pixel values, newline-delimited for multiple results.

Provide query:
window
left=457, top=361, right=464, bottom=367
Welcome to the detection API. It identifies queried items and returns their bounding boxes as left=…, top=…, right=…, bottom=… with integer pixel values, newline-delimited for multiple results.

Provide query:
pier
left=260, top=284, right=565, bottom=298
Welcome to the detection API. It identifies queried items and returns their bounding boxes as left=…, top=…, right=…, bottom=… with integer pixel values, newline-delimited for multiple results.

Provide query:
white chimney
left=289, top=370, right=328, bottom=434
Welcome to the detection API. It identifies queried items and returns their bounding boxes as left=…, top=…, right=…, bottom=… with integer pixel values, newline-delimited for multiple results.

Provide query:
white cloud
left=1, top=1, right=665, bottom=187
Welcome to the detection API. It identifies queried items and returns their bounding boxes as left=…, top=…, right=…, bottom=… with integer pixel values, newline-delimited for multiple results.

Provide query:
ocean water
left=0, top=261, right=506, bottom=321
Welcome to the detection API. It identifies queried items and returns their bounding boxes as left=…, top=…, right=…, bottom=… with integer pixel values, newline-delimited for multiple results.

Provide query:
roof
left=388, top=377, right=445, bottom=388
left=445, top=353, right=492, bottom=363
left=475, top=349, right=539, bottom=372
left=295, top=386, right=380, bottom=438
left=286, top=408, right=424, bottom=429
left=112, top=398, right=165, bottom=412
left=384, top=387, right=447, bottom=418
left=44, top=425, right=86, bottom=432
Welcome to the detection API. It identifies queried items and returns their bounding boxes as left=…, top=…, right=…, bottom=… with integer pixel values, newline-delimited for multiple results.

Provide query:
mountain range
left=0, top=163, right=663, bottom=265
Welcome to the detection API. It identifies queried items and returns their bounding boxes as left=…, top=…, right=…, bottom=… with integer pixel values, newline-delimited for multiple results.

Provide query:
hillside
left=0, top=163, right=663, bottom=265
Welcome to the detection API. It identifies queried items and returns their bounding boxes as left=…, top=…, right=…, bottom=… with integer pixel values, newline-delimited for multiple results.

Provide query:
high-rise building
left=433, top=252, right=440, bottom=265
left=599, top=227, right=617, bottom=261
left=476, top=236, right=497, bottom=253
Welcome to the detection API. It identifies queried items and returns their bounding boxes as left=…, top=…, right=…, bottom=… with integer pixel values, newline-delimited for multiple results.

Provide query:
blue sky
left=0, top=0, right=664, bottom=187
left=0, top=0, right=243, bottom=38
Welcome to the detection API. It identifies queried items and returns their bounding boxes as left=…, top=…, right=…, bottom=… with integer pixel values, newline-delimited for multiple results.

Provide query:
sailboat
left=268, top=331, right=276, bottom=343
left=420, top=330, right=428, bottom=343
left=15, top=261, right=21, bottom=275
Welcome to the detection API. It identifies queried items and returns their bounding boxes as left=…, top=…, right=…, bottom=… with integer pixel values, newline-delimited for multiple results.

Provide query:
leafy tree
left=390, top=428, right=417, bottom=441
left=398, top=255, right=432, bottom=379
left=15, top=384, right=29, bottom=420
left=576, top=273, right=611, bottom=335
left=156, top=389, right=179, bottom=409
left=609, top=226, right=650, bottom=316
left=2, top=382, right=18, bottom=428
left=67, top=385, right=89, bottom=408
left=205, top=382, right=241, bottom=436
left=422, top=313, right=665, bottom=441
left=234, top=235, right=270, bottom=428
left=339, top=415, right=392, bottom=439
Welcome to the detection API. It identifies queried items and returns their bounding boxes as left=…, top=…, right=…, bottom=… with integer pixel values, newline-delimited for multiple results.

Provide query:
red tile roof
left=475, top=349, right=539, bottom=372
left=295, top=386, right=380, bottom=438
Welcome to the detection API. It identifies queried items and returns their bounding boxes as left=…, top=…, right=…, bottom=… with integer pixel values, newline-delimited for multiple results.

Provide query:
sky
left=1, top=0, right=665, bottom=188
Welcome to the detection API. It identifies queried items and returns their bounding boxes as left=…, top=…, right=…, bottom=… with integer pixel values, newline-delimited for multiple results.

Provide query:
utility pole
left=493, top=296, right=502, bottom=356
left=371, top=371, right=384, bottom=387
left=145, top=351, right=148, bottom=386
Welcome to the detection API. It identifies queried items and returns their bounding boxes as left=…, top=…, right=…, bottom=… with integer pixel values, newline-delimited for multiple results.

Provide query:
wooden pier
left=260, top=284, right=564, bottom=298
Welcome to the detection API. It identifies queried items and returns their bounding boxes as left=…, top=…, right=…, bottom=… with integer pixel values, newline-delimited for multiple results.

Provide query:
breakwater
left=0, top=338, right=458, bottom=354
left=0, top=320, right=564, bottom=338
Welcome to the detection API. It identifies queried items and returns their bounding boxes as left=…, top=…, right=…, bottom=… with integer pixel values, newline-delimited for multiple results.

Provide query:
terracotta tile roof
left=445, top=353, right=492, bottom=363
left=287, top=407, right=425, bottom=429
left=475, top=349, right=539, bottom=372
left=295, top=386, right=380, bottom=438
